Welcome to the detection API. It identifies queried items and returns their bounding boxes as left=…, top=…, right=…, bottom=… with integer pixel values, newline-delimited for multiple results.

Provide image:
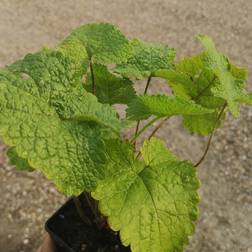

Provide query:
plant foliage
left=93, top=139, right=199, bottom=252
left=115, top=39, right=176, bottom=79
left=0, top=23, right=250, bottom=252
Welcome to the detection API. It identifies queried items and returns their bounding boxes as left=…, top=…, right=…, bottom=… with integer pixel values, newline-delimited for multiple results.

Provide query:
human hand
left=37, top=234, right=56, bottom=252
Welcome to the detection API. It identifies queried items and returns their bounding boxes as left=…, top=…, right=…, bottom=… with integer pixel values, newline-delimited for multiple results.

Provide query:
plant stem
left=73, top=196, right=92, bottom=226
left=133, top=76, right=152, bottom=150
left=83, top=193, right=108, bottom=229
left=133, top=121, right=141, bottom=149
left=144, top=76, right=152, bottom=94
left=194, top=130, right=214, bottom=167
left=194, top=103, right=227, bottom=167
left=84, top=193, right=99, bottom=220
left=130, top=116, right=160, bottom=144
left=135, top=117, right=169, bottom=159
left=90, top=60, right=96, bottom=95
left=147, top=117, right=169, bottom=140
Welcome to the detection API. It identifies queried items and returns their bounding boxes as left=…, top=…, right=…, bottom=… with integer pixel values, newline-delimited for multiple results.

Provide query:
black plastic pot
left=45, top=195, right=130, bottom=252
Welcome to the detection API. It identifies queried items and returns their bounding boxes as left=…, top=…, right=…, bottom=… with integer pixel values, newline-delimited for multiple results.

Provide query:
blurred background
left=0, top=0, right=251, bottom=251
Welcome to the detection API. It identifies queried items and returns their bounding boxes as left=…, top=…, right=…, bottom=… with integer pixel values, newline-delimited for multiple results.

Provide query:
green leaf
left=155, top=54, right=228, bottom=135
left=0, top=42, right=126, bottom=194
left=155, top=42, right=251, bottom=134
left=177, top=55, right=227, bottom=135
left=5, top=49, right=123, bottom=132
left=126, top=95, right=213, bottom=120
left=50, top=87, right=124, bottom=132
left=140, top=137, right=177, bottom=165
left=183, top=111, right=225, bottom=136
left=236, top=93, right=252, bottom=105
left=7, top=147, right=33, bottom=172
left=0, top=82, right=108, bottom=194
left=69, top=23, right=131, bottom=64
left=56, top=35, right=90, bottom=74
left=85, top=64, right=136, bottom=105
left=154, top=69, right=194, bottom=100
left=230, top=63, right=248, bottom=82
left=198, top=34, right=249, bottom=117
left=92, top=140, right=200, bottom=252
left=115, top=39, right=176, bottom=79
left=155, top=54, right=217, bottom=100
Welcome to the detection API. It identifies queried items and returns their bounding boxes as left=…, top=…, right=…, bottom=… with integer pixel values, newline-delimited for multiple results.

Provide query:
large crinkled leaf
left=140, top=137, right=176, bottom=165
left=56, top=34, right=89, bottom=72
left=4, top=49, right=123, bottom=132
left=92, top=140, right=200, bottom=252
left=0, top=37, right=127, bottom=194
left=198, top=34, right=250, bottom=117
left=0, top=83, right=108, bottom=194
left=7, top=147, right=33, bottom=172
left=85, top=64, right=136, bottom=105
left=69, top=23, right=131, bottom=64
left=126, top=95, right=213, bottom=120
left=115, top=39, right=176, bottom=79
left=50, top=86, right=123, bottom=132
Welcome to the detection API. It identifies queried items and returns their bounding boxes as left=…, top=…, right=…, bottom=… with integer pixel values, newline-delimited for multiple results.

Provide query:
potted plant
left=1, top=23, right=251, bottom=252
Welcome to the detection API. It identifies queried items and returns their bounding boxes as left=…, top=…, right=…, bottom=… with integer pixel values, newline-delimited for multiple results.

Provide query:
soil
left=0, top=0, right=251, bottom=252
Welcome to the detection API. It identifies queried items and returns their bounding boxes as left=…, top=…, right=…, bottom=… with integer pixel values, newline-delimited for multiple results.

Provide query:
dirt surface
left=0, top=0, right=251, bottom=251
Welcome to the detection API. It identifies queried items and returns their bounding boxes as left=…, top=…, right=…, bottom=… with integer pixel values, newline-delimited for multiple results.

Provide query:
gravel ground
left=0, top=0, right=251, bottom=251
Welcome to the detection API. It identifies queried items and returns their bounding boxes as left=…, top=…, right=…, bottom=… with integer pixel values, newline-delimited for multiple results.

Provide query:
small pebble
left=23, top=239, right=29, bottom=245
